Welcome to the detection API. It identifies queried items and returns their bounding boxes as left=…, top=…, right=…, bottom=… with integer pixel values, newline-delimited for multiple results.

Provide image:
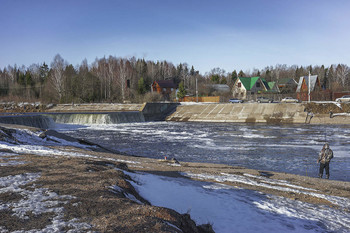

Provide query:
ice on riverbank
left=127, top=170, right=350, bottom=233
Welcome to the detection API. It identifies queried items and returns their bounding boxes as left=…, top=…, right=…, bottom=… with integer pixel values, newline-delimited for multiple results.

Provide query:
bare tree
left=92, top=57, right=108, bottom=100
left=50, top=54, right=67, bottom=101
left=336, top=64, right=349, bottom=87
left=117, top=59, right=132, bottom=101
left=107, top=56, right=117, bottom=99
left=6, top=65, right=17, bottom=84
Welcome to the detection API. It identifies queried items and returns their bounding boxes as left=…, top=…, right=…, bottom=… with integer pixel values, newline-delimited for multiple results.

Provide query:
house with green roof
left=267, top=81, right=280, bottom=93
left=232, top=77, right=270, bottom=99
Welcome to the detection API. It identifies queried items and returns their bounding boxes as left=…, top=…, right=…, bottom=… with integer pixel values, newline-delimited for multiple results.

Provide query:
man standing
left=317, top=142, right=334, bottom=179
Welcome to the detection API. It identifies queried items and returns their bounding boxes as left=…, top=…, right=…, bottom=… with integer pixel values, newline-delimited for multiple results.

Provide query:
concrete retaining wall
left=140, top=102, right=179, bottom=121
left=0, top=115, right=54, bottom=129
left=166, top=103, right=309, bottom=123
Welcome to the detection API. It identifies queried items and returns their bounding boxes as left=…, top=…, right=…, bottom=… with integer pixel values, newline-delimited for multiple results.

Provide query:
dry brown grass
left=304, top=102, right=350, bottom=114
left=0, top=153, right=213, bottom=233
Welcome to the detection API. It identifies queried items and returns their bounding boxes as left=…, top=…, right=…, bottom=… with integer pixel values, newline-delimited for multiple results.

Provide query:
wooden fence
left=179, top=96, right=220, bottom=102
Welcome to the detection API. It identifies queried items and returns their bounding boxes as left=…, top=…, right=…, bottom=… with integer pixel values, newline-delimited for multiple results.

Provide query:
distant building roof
left=296, top=75, right=318, bottom=92
left=153, top=80, right=177, bottom=88
left=209, top=84, right=231, bottom=93
left=278, top=78, right=297, bottom=85
left=239, top=77, right=260, bottom=91
left=268, top=81, right=275, bottom=89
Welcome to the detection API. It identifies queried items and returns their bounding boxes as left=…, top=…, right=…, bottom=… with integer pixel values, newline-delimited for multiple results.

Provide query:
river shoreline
left=1, top=124, right=350, bottom=232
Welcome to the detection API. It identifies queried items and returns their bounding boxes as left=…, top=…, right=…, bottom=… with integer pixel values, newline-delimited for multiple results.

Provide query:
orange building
left=151, top=80, right=177, bottom=100
left=296, top=75, right=321, bottom=101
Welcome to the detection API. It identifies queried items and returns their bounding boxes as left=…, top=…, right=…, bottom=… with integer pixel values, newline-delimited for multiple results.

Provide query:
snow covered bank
left=0, top=126, right=139, bottom=165
left=183, top=172, right=350, bottom=208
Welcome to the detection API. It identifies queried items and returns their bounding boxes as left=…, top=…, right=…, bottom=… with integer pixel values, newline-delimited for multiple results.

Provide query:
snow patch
left=182, top=172, right=350, bottom=208
left=0, top=172, right=91, bottom=232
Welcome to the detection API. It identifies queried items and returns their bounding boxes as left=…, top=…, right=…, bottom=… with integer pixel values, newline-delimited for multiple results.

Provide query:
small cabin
left=152, top=80, right=177, bottom=100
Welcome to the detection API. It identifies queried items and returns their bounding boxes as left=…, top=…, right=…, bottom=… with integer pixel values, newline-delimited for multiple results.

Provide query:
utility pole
left=308, top=71, right=311, bottom=103
left=196, top=77, right=198, bottom=103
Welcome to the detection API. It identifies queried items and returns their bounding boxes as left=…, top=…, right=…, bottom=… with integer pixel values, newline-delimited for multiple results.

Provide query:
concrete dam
left=0, top=103, right=179, bottom=129
left=166, top=103, right=309, bottom=124
left=0, top=102, right=347, bottom=129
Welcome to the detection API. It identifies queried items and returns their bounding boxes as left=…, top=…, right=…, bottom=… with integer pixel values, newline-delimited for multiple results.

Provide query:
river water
left=56, top=122, right=350, bottom=182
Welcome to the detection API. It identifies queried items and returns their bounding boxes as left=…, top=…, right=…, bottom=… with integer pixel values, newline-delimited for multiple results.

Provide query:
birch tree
left=107, top=56, right=117, bottom=99
left=6, top=65, right=17, bottom=84
left=92, top=57, right=108, bottom=100
left=50, top=54, right=67, bottom=101
left=336, top=64, right=349, bottom=87
left=117, top=59, right=130, bottom=101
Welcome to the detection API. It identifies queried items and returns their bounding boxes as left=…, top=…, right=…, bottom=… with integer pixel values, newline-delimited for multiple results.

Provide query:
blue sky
left=1, top=0, right=350, bottom=74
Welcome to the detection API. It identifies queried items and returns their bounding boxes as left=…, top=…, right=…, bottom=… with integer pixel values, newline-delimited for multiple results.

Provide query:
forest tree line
left=0, top=54, right=349, bottom=103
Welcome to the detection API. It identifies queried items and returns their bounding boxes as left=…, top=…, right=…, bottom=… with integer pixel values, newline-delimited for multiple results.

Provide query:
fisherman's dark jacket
left=318, top=148, right=333, bottom=164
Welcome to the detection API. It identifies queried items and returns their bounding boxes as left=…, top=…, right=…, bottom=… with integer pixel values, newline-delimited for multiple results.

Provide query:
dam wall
left=1, top=102, right=347, bottom=128
left=140, top=102, right=179, bottom=121
left=0, top=115, right=54, bottom=129
left=0, top=103, right=177, bottom=128
left=166, top=103, right=309, bottom=124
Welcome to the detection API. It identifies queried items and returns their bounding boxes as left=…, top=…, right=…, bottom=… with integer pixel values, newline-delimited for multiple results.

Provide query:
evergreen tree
left=138, top=77, right=146, bottom=94
left=231, top=70, right=238, bottom=82
left=190, top=65, right=195, bottom=76
left=25, top=70, right=33, bottom=86
left=295, top=66, right=305, bottom=78
left=308, top=65, right=313, bottom=74
left=17, top=72, right=26, bottom=86
left=220, top=77, right=227, bottom=84
left=210, top=74, right=220, bottom=84
left=238, top=70, right=245, bottom=77
left=177, top=81, right=186, bottom=99
left=294, top=67, right=299, bottom=79
left=39, top=62, right=49, bottom=84
left=323, top=68, right=328, bottom=89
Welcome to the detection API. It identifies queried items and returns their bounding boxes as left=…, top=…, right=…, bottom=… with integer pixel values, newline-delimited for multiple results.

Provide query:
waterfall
left=47, top=112, right=145, bottom=125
